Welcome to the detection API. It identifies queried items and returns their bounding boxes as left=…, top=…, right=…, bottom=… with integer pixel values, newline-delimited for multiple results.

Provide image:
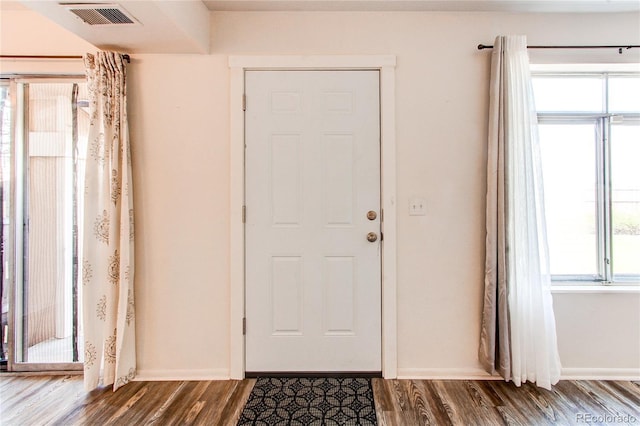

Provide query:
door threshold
left=246, top=371, right=382, bottom=378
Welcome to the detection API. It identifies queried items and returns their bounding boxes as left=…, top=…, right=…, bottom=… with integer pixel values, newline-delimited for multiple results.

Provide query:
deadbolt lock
left=367, top=210, right=377, bottom=220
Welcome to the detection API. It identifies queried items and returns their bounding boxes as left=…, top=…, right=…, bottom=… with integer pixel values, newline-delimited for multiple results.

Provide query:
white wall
left=127, top=55, right=231, bottom=378
left=2, top=9, right=639, bottom=380
left=0, top=9, right=94, bottom=75
left=554, top=291, right=640, bottom=378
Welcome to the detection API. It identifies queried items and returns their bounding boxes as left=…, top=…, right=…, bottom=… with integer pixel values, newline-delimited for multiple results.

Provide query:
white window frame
left=532, top=67, right=640, bottom=286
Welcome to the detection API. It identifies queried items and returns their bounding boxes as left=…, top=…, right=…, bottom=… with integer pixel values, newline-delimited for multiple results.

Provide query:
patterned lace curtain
left=479, top=35, right=562, bottom=389
left=82, top=51, right=136, bottom=391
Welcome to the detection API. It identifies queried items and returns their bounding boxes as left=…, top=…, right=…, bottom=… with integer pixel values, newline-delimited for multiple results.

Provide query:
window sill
left=551, top=284, right=640, bottom=294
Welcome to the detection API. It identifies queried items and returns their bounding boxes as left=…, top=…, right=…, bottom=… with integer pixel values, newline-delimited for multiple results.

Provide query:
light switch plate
left=409, top=197, right=426, bottom=216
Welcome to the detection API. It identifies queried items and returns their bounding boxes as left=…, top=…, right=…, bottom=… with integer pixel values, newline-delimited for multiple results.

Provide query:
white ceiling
left=5, top=0, right=640, bottom=54
left=14, top=1, right=211, bottom=53
left=204, top=0, right=640, bottom=13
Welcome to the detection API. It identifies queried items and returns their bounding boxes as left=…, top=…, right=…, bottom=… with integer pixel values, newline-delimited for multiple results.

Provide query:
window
left=1, top=78, right=88, bottom=370
left=532, top=71, right=640, bottom=284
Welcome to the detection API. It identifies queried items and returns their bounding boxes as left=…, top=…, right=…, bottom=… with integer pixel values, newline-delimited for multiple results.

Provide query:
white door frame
left=228, top=55, right=397, bottom=379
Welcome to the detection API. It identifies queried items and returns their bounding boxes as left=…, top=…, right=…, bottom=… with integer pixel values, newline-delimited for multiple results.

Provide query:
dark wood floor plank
left=197, top=380, right=242, bottom=426
left=92, top=380, right=157, bottom=425
left=373, top=379, right=451, bottom=425
left=489, top=381, right=555, bottom=425
left=386, top=379, right=423, bottom=425
left=183, top=399, right=207, bottom=425
left=469, top=380, right=537, bottom=426
left=1, top=375, right=639, bottom=426
left=189, top=378, right=239, bottom=425
left=438, top=380, right=504, bottom=426
left=607, top=380, right=640, bottom=407
left=518, top=381, right=566, bottom=424
left=421, top=380, right=455, bottom=426
left=549, top=380, right=598, bottom=419
left=217, top=379, right=256, bottom=426
left=464, top=380, right=494, bottom=410
left=80, top=381, right=180, bottom=425
left=473, top=380, right=505, bottom=407
left=573, top=379, right=628, bottom=418
left=143, top=381, right=191, bottom=425
left=52, top=380, right=146, bottom=425
left=587, top=380, right=640, bottom=418
left=145, top=381, right=198, bottom=426
left=429, top=381, right=462, bottom=424
left=390, top=379, right=409, bottom=413
left=371, top=378, right=392, bottom=412
left=402, top=380, right=438, bottom=425
left=556, top=380, right=624, bottom=420
left=372, top=377, right=396, bottom=425
left=378, top=379, right=407, bottom=426
left=154, top=380, right=212, bottom=426
left=108, top=381, right=155, bottom=424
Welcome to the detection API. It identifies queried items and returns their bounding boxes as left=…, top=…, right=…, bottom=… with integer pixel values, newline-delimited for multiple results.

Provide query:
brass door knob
left=367, top=232, right=378, bottom=242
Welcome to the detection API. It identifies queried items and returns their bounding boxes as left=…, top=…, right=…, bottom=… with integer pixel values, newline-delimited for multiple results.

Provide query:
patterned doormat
left=237, top=377, right=378, bottom=425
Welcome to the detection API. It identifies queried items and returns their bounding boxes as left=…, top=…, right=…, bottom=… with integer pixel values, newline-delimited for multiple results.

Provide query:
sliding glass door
left=1, top=81, right=10, bottom=367
left=1, top=78, right=87, bottom=371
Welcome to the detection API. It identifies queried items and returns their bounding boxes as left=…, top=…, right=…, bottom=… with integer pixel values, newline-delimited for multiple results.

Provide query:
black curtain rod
left=0, top=54, right=131, bottom=63
left=477, top=44, right=639, bottom=54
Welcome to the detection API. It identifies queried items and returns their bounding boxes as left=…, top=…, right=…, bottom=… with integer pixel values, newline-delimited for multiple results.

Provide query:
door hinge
left=242, top=94, right=246, bottom=111
left=242, top=205, right=246, bottom=223
left=242, top=317, right=246, bottom=335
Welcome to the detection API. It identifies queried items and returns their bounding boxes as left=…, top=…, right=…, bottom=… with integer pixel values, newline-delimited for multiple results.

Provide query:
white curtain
left=82, top=51, right=136, bottom=391
left=479, top=35, right=562, bottom=389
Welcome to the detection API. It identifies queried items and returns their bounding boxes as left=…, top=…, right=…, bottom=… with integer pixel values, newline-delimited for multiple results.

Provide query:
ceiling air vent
left=61, top=3, right=139, bottom=25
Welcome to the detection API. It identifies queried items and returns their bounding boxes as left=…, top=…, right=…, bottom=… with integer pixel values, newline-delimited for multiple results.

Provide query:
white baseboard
left=560, top=368, right=640, bottom=381
left=133, top=368, right=230, bottom=381
left=132, top=367, right=639, bottom=382
left=397, top=368, right=501, bottom=380
left=397, top=367, right=640, bottom=381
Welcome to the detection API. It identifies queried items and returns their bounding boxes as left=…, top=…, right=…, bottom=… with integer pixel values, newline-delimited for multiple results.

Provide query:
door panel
left=245, top=70, right=381, bottom=372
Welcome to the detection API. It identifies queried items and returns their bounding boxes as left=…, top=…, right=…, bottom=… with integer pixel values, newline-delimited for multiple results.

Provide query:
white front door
left=245, top=70, right=382, bottom=372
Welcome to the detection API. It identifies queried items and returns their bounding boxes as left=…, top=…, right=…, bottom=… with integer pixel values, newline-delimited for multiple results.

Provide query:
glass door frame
left=4, top=76, right=85, bottom=372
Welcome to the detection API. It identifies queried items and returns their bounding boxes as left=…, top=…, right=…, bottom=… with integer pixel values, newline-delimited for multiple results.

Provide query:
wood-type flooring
left=1, top=375, right=638, bottom=425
